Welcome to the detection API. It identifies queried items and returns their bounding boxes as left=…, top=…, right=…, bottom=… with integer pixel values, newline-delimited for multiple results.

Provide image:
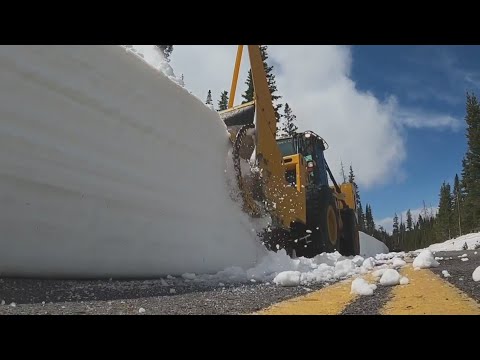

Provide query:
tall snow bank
left=359, top=232, right=389, bottom=258
left=0, top=45, right=265, bottom=278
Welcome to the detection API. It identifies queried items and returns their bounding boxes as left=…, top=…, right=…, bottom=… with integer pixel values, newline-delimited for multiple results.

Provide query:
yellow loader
left=220, top=45, right=360, bottom=257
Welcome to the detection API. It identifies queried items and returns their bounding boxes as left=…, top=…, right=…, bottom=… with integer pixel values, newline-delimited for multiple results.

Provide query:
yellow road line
left=257, top=278, right=358, bottom=315
left=380, top=265, right=480, bottom=315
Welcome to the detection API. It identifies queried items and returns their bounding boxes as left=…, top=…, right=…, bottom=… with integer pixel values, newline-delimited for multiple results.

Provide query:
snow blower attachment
left=219, top=45, right=360, bottom=258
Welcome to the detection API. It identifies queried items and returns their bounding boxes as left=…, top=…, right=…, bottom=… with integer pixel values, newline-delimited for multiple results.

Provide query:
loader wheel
left=340, top=208, right=360, bottom=256
left=305, top=186, right=340, bottom=256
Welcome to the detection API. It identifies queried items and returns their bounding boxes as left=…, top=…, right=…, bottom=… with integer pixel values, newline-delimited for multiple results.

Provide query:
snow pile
left=351, top=278, right=377, bottom=296
left=379, top=269, right=402, bottom=286
left=413, top=250, right=440, bottom=269
left=0, top=45, right=266, bottom=278
left=473, top=267, right=480, bottom=282
left=273, top=271, right=302, bottom=287
left=422, top=232, right=480, bottom=252
left=359, top=232, right=390, bottom=258
left=121, top=45, right=185, bottom=87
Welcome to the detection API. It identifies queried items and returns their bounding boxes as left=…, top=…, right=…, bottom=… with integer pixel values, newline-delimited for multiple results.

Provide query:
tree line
left=384, top=92, right=480, bottom=251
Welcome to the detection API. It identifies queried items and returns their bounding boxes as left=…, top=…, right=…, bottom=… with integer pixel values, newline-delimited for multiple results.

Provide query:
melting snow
left=413, top=250, right=440, bottom=269
left=379, top=269, right=402, bottom=286
left=473, top=267, right=480, bottom=282
left=351, top=278, right=377, bottom=296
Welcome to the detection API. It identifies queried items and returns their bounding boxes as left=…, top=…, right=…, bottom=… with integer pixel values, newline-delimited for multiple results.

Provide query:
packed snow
left=421, top=232, right=480, bottom=252
left=473, top=267, right=480, bottom=282
left=392, top=258, right=406, bottom=268
left=413, top=250, right=440, bottom=269
left=273, top=271, right=302, bottom=287
left=359, top=232, right=389, bottom=257
left=379, top=269, right=402, bottom=286
left=442, top=270, right=451, bottom=278
left=0, top=45, right=266, bottom=277
left=351, top=278, right=377, bottom=296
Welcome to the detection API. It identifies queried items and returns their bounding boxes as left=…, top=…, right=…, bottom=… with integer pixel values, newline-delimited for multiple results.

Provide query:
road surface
left=0, top=250, right=478, bottom=315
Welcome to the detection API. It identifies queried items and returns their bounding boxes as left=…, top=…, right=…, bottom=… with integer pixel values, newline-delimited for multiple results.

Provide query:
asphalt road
left=0, top=250, right=478, bottom=315
left=429, top=249, right=479, bottom=303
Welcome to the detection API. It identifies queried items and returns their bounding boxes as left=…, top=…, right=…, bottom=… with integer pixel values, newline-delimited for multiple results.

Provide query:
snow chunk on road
left=351, top=278, right=377, bottom=296
left=362, top=257, right=375, bottom=270
left=461, top=258, right=469, bottom=262
left=138, top=308, right=146, bottom=314
left=373, top=268, right=387, bottom=279
left=413, top=250, right=439, bottom=269
left=392, top=258, right=406, bottom=268
left=352, top=256, right=365, bottom=267
left=442, top=270, right=451, bottom=278
left=379, top=269, right=402, bottom=286
left=335, top=259, right=356, bottom=278
left=274, top=271, right=301, bottom=287
left=459, top=254, right=468, bottom=258
left=473, top=267, right=480, bottom=282
left=182, top=273, right=196, bottom=280
left=399, top=276, right=409, bottom=285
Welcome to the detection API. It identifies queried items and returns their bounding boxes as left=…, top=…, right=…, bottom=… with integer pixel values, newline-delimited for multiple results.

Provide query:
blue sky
left=350, top=45, right=479, bottom=228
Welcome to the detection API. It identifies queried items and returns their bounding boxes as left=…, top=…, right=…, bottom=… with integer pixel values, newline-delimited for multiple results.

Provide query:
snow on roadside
left=419, top=231, right=480, bottom=252
left=473, top=267, right=480, bottom=282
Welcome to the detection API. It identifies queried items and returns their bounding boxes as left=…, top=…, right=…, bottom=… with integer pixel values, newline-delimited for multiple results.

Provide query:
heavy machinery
left=219, top=45, right=360, bottom=257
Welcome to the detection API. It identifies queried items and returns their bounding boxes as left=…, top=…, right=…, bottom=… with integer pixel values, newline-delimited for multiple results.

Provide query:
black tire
left=304, top=186, right=340, bottom=256
left=340, top=208, right=360, bottom=256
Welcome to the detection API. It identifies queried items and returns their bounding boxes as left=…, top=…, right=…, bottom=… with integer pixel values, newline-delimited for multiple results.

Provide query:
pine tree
left=436, top=181, right=453, bottom=240
left=279, top=103, right=298, bottom=136
left=406, top=209, right=413, bottom=231
left=242, top=70, right=254, bottom=104
left=241, top=46, right=283, bottom=124
left=348, top=165, right=355, bottom=184
left=393, top=213, right=399, bottom=249
left=348, top=165, right=364, bottom=230
left=460, top=92, right=480, bottom=232
left=357, top=204, right=365, bottom=232
left=340, top=161, right=347, bottom=183
left=156, top=45, right=173, bottom=61
left=452, top=173, right=462, bottom=237
left=217, top=91, right=229, bottom=111
left=205, top=90, right=213, bottom=106
left=365, top=204, right=375, bottom=235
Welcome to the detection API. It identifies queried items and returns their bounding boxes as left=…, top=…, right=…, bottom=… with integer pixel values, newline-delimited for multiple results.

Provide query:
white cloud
left=376, top=206, right=439, bottom=234
left=169, top=45, right=458, bottom=189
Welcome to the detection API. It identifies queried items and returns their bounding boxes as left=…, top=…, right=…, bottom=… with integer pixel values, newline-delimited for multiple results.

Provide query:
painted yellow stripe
left=381, top=265, right=480, bottom=315
left=257, top=278, right=358, bottom=315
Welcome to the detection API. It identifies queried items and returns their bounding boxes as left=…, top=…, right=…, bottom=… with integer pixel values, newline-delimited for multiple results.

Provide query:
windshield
left=276, top=138, right=297, bottom=157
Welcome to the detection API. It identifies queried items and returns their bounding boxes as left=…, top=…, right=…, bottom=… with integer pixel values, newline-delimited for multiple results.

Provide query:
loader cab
left=277, top=131, right=330, bottom=189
